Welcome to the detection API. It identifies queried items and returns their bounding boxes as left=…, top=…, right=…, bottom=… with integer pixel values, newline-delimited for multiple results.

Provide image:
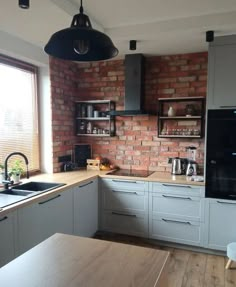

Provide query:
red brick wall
left=50, top=52, right=208, bottom=173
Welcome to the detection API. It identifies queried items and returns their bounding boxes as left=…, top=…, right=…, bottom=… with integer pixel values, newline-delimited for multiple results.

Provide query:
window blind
left=0, top=54, right=40, bottom=174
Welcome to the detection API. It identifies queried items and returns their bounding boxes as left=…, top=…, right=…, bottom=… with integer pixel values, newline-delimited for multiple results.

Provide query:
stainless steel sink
left=12, top=181, right=65, bottom=192
left=0, top=181, right=66, bottom=208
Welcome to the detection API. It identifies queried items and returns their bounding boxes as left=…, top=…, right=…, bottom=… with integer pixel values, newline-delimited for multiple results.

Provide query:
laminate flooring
left=94, top=232, right=236, bottom=287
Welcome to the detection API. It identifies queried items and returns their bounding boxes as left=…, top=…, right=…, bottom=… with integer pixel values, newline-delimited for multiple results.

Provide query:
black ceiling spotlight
left=19, top=0, right=30, bottom=9
left=206, top=31, right=214, bottom=42
left=44, top=0, right=118, bottom=62
left=129, top=40, right=136, bottom=50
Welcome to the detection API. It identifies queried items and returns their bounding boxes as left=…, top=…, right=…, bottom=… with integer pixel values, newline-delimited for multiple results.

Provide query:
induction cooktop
left=107, top=169, right=154, bottom=177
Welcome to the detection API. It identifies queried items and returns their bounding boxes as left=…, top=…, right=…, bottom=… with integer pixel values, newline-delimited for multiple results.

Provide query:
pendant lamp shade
left=44, top=1, right=118, bottom=61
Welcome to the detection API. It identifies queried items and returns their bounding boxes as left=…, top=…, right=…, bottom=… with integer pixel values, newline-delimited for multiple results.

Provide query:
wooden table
left=0, top=233, right=169, bottom=287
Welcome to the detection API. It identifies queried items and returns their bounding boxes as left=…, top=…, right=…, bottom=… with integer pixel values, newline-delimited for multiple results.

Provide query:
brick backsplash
left=50, top=52, right=207, bottom=173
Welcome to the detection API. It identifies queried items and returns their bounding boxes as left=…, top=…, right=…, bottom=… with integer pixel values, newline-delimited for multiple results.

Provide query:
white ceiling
left=1, top=0, right=236, bottom=59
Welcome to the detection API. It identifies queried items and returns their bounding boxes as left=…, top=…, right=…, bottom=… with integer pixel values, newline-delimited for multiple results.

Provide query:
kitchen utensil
left=171, top=157, right=182, bottom=175
left=186, top=161, right=197, bottom=176
left=186, top=146, right=197, bottom=176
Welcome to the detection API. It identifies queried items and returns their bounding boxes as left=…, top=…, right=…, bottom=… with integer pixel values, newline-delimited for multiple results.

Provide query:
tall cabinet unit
left=207, top=35, right=236, bottom=109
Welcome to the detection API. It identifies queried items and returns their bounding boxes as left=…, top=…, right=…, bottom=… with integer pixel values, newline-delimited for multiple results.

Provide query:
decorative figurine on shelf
left=167, top=106, right=175, bottom=117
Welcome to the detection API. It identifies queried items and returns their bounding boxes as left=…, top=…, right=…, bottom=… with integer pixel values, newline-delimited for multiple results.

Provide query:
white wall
left=0, top=30, right=53, bottom=173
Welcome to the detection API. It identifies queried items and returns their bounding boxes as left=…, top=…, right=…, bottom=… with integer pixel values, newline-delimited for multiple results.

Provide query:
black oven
left=206, top=109, right=236, bottom=200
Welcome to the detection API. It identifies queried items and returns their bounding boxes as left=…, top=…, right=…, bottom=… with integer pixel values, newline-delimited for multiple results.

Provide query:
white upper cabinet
left=207, top=35, right=236, bottom=109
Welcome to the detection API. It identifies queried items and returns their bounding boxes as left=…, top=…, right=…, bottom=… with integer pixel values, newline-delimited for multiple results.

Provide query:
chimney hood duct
left=110, top=54, right=148, bottom=116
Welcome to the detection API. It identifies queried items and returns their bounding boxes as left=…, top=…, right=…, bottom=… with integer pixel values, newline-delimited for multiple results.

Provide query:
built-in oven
left=206, top=109, right=236, bottom=200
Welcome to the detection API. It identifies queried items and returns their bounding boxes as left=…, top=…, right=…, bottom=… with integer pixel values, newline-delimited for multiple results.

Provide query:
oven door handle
left=217, top=200, right=236, bottom=205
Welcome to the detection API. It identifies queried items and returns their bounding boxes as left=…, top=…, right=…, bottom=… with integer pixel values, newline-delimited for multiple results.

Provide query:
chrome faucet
left=3, top=152, right=29, bottom=189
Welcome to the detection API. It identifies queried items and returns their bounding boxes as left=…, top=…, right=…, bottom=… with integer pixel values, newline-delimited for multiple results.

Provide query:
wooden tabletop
left=0, top=233, right=169, bottom=287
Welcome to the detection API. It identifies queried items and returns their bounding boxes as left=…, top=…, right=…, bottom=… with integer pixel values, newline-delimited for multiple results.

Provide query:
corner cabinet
left=73, top=178, right=98, bottom=237
left=157, top=97, right=205, bottom=138
left=99, top=178, right=149, bottom=238
left=75, top=100, right=116, bottom=137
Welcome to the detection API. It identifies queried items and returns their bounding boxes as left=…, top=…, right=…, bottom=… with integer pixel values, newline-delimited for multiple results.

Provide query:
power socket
left=168, top=158, right=173, bottom=164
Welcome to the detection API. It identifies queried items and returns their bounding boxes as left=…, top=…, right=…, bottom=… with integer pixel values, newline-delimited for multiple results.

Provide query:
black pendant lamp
left=44, top=0, right=118, bottom=62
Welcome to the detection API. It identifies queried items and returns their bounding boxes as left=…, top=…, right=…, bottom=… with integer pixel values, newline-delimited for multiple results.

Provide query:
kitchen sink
left=11, top=181, right=65, bottom=192
left=0, top=181, right=66, bottom=208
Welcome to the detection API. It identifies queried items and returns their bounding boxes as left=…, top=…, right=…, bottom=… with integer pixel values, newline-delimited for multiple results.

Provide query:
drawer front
left=101, top=178, right=148, bottom=192
left=101, top=210, right=148, bottom=238
left=150, top=193, right=201, bottom=220
left=151, top=182, right=203, bottom=197
left=149, top=215, right=201, bottom=246
left=103, top=188, right=148, bottom=213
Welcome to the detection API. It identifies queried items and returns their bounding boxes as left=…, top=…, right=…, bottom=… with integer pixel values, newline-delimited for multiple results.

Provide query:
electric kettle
left=171, top=157, right=182, bottom=175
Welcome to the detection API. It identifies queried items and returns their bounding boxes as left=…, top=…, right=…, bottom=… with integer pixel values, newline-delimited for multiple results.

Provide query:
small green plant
left=9, top=160, right=24, bottom=176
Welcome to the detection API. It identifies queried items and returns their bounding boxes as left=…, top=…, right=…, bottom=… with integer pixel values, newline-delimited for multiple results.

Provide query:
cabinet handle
left=111, top=180, right=140, bottom=184
left=112, top=211, right=137, bottom=218
left=162, top=194, right=192, bottom=200
left=0, top=216, right=8, bottom=222
left=217, top=200, right=236, bottom=205
left=79, top=181, right=93, bottom=188
left=162, top=184, right=192, bottom=188
left=162, top=218, right=192, bottom=225
left=112, top=190, right=138, bottom=195
left=39, top=194, right=61, bottom=205
left=220, top=105, right=236, bottom=108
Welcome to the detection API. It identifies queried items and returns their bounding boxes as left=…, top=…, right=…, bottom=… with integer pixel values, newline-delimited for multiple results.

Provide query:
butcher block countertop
left=0, top=169, right=204, bottom=215
left=0, top=233, right=170, bottom=287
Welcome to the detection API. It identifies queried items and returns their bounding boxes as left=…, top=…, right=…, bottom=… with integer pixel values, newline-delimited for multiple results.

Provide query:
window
left=0, top=54, right=40, bottom=173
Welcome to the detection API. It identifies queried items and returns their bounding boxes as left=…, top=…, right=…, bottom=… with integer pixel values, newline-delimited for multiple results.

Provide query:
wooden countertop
left=0, top=169, right=204, bottom=215
left=0, top=233, right=169, bottom=287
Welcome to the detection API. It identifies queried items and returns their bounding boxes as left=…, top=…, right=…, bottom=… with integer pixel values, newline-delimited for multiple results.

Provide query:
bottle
left=87, top=121, right=92, bottom=134
left=87, top=105, right=94, bottom=118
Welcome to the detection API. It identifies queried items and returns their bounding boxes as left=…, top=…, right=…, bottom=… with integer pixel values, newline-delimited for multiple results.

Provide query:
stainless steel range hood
left=110, top=54, right=148, bottom=116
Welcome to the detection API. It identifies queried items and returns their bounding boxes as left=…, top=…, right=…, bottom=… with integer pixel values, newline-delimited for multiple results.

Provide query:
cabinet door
left=73, top=178, right=98, bottom=237
left=0, top=211, right=16, bottom=267
left=208, top=44, right=236, bottom=108
left=17, top=189, right=73, bottom=255
left=205, top=199, right=236, bottom=251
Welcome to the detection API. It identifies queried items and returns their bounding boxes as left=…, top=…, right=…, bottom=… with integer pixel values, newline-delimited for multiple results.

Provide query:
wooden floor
left=95, top=232, right=236, bottom=287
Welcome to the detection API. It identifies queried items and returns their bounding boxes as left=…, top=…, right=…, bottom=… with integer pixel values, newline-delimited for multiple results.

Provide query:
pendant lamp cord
left=80, top=0, right=83, bottom=13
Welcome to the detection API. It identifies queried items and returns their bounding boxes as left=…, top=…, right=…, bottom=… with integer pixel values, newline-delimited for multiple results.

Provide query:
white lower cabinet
left=100, top=178, right=149, bottom=237
left=16, top=189, right=73, bottom=255
left=0, top=211, right=17, bottom=267
left=73, top=178, right=98, bottom=237
left=204, top=198, right=236, bottom=251
left=149, top=182, right=205, bottom=246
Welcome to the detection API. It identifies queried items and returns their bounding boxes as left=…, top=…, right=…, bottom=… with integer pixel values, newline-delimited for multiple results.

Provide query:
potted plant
left=9, top=159, right=24, bottom=183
